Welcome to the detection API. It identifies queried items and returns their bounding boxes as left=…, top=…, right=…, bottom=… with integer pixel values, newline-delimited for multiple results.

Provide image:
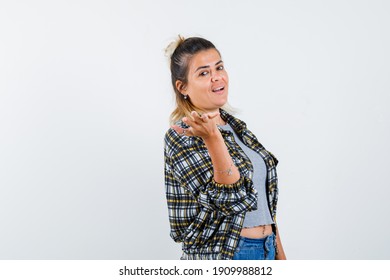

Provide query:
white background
left=1, top=0, right=389, bottom=260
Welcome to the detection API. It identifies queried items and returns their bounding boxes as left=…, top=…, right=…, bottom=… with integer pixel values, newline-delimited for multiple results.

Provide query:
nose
left=211, top=72, right=220, bottom=82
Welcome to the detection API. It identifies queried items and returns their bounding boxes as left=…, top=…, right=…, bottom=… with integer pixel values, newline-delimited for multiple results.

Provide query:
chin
left=218, top=98, right=228, bottom=107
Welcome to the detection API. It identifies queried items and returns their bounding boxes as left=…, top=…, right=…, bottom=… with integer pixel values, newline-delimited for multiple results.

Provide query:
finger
left=171, top=125, right=186, bottom=135
left=183, top=115, right=201, bottom=128
left=182, top=117, right=195, bottom=127
left=199, top=112, right=219, bottom=122
left=191, top=111, right=203, bottom=124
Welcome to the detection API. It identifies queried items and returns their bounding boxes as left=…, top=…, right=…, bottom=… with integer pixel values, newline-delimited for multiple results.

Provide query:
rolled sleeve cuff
left=198, top=176, right=258, bottom=216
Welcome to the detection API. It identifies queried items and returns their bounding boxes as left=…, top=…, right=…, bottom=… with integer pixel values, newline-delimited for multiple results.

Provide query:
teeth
left=213, top=87, right=224, bottom=92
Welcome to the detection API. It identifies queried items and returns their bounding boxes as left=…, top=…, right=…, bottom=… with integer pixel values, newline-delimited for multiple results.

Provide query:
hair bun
left=165, top=35, right=185, bottom=58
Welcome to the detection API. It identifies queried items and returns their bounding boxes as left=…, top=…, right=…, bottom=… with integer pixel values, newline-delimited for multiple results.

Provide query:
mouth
left=212, top=86, right=225, bottom=93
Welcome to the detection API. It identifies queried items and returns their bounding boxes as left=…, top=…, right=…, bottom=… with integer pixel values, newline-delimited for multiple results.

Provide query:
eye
left=217, top=65, right=224, bottom=71
left=199, top=71, right=209, bottom=76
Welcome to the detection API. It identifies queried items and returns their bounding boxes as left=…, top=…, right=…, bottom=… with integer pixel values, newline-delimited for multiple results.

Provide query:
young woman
left=164, top=36, right=286, bottom=260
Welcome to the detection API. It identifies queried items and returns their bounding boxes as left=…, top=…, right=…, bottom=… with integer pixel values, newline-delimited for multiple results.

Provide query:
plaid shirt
left=164, top=109, right=279, bottom=260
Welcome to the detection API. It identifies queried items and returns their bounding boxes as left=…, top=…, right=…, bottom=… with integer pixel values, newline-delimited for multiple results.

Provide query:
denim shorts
left=232, top=233, right=276, bottom=260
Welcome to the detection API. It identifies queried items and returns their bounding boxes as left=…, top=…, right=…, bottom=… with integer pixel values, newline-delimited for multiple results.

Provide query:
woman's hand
left=172, top=111, right=240, bottom=184
left=172, top=111, right=220, bottom=140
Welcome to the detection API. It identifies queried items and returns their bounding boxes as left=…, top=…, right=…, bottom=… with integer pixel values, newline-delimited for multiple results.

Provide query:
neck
left=216, top=115, right=226, bottom=126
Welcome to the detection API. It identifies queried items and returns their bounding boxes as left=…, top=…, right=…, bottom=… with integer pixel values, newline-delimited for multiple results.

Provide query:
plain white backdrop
left=1, top=0, right=389, bottom=259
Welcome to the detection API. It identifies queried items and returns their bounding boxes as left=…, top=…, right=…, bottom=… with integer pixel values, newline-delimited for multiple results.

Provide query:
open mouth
left=212, top=86, right=224, bottom=93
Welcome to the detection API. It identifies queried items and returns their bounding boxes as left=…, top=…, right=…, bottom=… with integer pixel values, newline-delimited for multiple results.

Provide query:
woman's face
left=177, top=48, right=229, bottom=114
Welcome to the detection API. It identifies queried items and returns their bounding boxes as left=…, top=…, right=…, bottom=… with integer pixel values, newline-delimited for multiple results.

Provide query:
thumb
left=171, top=125, right=185, bottom=135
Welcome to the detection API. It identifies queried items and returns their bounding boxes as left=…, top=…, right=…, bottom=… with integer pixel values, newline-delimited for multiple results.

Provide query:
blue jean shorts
left=232, top=233, right=276, bottom=260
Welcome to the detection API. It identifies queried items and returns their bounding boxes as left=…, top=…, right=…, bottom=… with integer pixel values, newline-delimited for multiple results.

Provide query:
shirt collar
left=220, top=108, right=247, bottom=137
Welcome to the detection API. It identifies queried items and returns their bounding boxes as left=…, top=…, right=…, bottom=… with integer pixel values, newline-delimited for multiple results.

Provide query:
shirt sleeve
left=164, top=128, right=258, bottom=217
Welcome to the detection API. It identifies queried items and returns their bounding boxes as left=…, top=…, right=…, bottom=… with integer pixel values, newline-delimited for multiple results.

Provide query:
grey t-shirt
left=219, top=124, right=274, bottom=227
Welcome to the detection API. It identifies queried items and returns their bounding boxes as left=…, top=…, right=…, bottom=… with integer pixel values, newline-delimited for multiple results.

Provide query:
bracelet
left=215, top=163, right=233, bottom=176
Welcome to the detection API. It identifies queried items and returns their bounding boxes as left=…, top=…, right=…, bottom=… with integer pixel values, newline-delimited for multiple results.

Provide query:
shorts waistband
left=238, top=232, right=275, bottom=243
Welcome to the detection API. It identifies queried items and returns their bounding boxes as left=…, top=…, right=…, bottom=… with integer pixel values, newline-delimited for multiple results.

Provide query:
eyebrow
left=195, top=60, right=223, bottom=73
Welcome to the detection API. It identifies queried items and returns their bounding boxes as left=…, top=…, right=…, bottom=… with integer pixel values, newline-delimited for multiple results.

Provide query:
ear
left=175, top=80, right=187, bottom=94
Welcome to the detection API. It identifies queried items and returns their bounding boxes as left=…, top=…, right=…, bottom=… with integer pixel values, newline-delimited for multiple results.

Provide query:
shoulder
left=164, top=127, right=182, bottom=153
left=164, top=122, right=191, bottom=156
left=220, top=109, right=248, bottom=133
left=164, top=126, right=205, bottom=159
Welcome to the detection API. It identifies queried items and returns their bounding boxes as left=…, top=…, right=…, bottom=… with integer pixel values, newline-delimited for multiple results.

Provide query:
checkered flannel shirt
left=164, top=109, right=279, bottom=260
